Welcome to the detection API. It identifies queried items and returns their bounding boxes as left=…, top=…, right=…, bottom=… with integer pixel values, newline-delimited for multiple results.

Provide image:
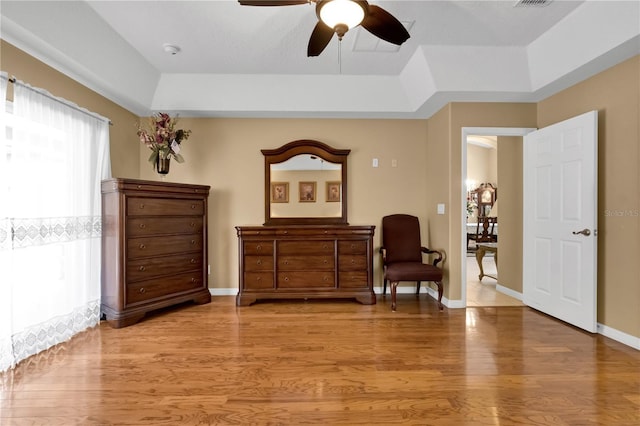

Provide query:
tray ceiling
left=1, top=1, right=638, bottom=118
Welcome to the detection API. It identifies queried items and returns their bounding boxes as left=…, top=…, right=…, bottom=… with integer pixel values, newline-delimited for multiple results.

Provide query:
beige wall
left=424, top=106, right=452, bottom=291
left=2, top=41, right=140, bottom=179
left=137, top=118, right=431, bottom=293
left=467, top=144, right=497, bottom=188
left=537, top=55, right=640, bottom=338
left=435, top=103, right=537, bottom=301
left=5, top=39, right=638, bottom=340
left=495, top=136, right=523, bottom=294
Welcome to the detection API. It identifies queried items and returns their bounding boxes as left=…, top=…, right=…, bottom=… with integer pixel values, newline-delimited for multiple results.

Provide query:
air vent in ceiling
left=515, top=0, right=552, bottom=7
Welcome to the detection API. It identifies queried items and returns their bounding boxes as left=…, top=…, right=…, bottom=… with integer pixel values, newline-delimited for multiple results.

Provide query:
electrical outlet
left=372, top=158, right=379, bottom=168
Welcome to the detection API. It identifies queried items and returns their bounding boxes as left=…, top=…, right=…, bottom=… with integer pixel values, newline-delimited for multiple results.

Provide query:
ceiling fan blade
left=307, top=21, right=335, bottom=57
left=238, top=0, right=308, bottom=6
left=361, top=4, right=410, bottom=45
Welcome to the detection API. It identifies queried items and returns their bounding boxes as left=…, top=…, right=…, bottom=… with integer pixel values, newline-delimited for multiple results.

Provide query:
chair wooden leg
left=391, top=281, right=399, bottom=311
left=416, top=281, right=421, bottom=295
left=383, top=278, right=387, bottom=295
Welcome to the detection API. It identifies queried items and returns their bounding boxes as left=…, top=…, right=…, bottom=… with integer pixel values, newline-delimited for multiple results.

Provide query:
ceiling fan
left=238, top=0, right=411, bottom=56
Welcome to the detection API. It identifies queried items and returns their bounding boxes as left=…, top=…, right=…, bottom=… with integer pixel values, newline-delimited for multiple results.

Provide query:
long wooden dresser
left=236, top=225, right=376, bottom=306
left=101, top=178, right=211, bottom=328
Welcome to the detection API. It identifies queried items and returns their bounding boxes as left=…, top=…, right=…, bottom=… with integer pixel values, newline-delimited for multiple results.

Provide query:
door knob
left=572, top=228, right=591, bottom=236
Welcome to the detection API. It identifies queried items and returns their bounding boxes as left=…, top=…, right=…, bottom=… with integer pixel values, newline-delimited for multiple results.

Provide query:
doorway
left=461, top=127, right=535, bottom=307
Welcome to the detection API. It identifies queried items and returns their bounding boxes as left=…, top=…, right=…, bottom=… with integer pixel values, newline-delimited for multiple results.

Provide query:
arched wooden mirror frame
left=262, top=140, right=350, bottom=226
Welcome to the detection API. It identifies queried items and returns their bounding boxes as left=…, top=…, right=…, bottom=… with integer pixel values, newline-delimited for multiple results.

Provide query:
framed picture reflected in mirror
left=326, top=181, right=341, bottom=202
left=271, top=182, right=289, bottom=203
left=299, top=181, right=316, bottom=202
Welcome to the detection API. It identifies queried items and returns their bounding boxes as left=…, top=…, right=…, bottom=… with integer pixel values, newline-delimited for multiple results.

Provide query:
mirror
left=263, top=140, right=350, bottom=225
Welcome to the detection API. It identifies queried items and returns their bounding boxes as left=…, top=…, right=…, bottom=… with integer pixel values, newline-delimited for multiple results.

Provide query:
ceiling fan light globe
left=318, top=0, right=365, bottom=32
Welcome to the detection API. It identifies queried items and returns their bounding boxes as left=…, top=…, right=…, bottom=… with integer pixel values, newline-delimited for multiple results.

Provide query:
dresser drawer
left=243, top=272, right=274, bottom=290
left=127, top=253, right=202, bottom=282
left=278, top=255, right=334, bottom=271
left=339, top=271, right=369, bottom=288
left=127, top=197, right=204, bottom=216
left=243, top=241, right=274, bottom=255
left=339, top=255, right=367, bottom=271
left=277, top=271, right=335, bottom=289
left=127, top=217, right=203, bottom=237
left=278, top=240, right=334, bottom=255
left=338, top=240, right=367, bottom=255
left=125, top=272, right=204, bottom=305
left=127, top=234, right=203, bottom=258
left=244, top=255, right=274, bottom=272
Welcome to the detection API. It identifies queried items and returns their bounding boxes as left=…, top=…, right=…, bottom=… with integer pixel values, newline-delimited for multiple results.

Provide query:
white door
left=523, top=111, right=598, bottom=333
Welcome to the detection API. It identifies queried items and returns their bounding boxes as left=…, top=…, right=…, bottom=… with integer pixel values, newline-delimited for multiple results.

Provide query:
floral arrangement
left=466, top=195, right=477, bottom=217
left=137, top=112, right=191, bottom=167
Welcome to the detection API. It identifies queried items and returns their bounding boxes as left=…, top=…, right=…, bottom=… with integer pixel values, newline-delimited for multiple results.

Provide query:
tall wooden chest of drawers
left=236, top=225, right=376, bottom=306
left=101, top=178, right=211, bottom=328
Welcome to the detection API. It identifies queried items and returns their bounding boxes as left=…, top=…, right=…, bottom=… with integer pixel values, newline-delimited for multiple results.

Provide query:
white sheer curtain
left=0, top=73, right=12, bottom=371
left=0, top=75, right=111, bottom=372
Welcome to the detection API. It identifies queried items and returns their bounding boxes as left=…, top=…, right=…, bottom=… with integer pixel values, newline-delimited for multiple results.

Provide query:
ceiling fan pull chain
left=338, top=40, right=342, bottom=74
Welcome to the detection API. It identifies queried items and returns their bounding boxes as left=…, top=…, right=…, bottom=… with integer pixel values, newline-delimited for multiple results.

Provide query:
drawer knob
left=139, top=287, right=145, bottom=294
left=190, top=222, right=196, bottom=228
left=256, top=245, right=262, bottom=251
left=256, top=259, right=262, bottom=265
left=139, top=204, right=144, bottom=209
left=256, top=276, right=261, bottom=282
left=323, top=259, right=328, bottom=264
left=351, top=244, right=355, bottom=249
left=284, top=277, right=289, bottom=282
left=323, top=276, right=328, bottom=281
left=191, top=278, right=197, bottom=283
left=191, top=240, right=196, bottom=245
left=351, top=259, right=355, bottom=264
left=191, top=204, right=196, bottom=209
left=284, top=260, right=288, bottom=265
left=139, top=223, right=146, bottom=229
left=139, top=244, right=146, bottom=249
left=139, top=266, right=145, bottom=271
left=190, top=258, right=196, bottom=264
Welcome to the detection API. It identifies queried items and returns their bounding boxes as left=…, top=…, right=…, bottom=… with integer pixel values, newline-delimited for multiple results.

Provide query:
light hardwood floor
left=2, top=296, right=639, bottom=425
left=466, top=255, right=523, bottom=307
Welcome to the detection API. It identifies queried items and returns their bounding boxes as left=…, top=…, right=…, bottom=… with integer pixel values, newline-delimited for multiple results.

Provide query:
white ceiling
left=2, top=0, right=639, bottom=118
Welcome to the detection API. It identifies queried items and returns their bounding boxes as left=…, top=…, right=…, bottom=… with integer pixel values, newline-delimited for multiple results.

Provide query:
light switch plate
left=437, top=203, right=445, bottom=214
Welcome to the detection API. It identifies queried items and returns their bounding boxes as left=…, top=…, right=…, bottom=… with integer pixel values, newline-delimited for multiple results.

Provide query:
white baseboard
left=597, top=323, right=640, bottom=350
left=209, top=288, right=236, bottom=296
left=496, top=284, right=523, bottom=301
left=208, top=287, right=638, bottom=350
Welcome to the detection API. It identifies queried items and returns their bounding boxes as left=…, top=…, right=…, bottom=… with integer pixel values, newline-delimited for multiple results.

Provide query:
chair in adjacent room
left=467, top=216, right=498, bottom=250
left=380, top=214, right=444, bottom=311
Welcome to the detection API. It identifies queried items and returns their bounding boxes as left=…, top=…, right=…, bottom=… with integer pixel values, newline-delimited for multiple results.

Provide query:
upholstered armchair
left=380, top=214, right=444, bottom=311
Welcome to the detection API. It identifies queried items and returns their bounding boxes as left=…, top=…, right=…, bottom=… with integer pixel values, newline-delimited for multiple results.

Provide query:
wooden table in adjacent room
left=476, top=242, right=498, bottom=281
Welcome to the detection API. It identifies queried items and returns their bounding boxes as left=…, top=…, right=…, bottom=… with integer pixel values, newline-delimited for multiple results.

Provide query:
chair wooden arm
left=421, top=247, right=443, bottom=267
left=379, top=246, right=387, bottom=264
